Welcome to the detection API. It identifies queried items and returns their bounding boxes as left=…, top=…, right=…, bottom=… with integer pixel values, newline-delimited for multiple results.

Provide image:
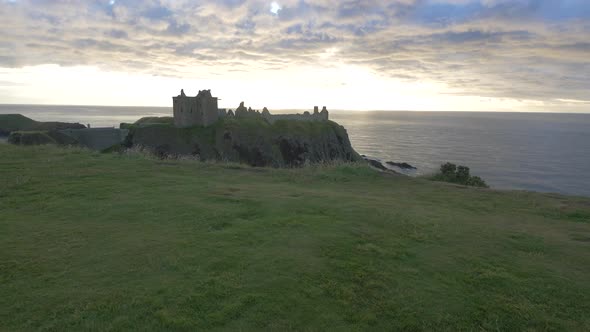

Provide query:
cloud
left=0, top=0, right=588, bottom=103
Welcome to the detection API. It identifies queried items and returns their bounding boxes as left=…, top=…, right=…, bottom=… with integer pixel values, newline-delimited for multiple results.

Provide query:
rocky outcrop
left=126, top=118, right=360, bottom=167
left=366, top=158, right=387, bottom=170
left=361, top=156, right=404, bottom=175
left=386, top=161, right=417, bottom=170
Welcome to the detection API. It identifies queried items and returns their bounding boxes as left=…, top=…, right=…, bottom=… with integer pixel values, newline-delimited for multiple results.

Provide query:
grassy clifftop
left=0, top=114, right=36, bottom=133
left=1, top=144, right=590, bottom=330
left=0, top=114, right=86, bottom=136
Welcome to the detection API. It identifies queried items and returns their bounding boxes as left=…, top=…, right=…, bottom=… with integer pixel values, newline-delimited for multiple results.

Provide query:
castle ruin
left=173, top=89, right=219, bottom=127
left=173, top=89, right=328, bottom=127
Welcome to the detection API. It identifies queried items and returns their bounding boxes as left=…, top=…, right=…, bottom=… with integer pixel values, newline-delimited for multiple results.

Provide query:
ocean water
left=1, top=104, right=589, bottom=197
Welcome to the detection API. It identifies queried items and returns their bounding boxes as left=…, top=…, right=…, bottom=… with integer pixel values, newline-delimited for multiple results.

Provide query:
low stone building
left=173, top=89, right=219, bottom=127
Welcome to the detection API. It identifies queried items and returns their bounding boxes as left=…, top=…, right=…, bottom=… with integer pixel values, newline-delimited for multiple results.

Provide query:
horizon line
left=0, top=103, right=589, bottom=115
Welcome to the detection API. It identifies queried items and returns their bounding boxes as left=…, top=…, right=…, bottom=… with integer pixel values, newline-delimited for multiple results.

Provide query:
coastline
left=2, top=109, right=590, bottom=196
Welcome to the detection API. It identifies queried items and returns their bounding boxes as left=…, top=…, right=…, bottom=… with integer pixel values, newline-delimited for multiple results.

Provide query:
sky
left=0, top=0, right=589, bottom=112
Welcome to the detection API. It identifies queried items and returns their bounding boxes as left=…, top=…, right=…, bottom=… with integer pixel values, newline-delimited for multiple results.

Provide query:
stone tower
left=173, top=89, right=219, bottom=127
left=320, top=106, right=329, bottom=120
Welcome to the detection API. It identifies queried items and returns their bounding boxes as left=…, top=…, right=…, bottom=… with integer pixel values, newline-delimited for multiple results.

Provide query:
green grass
left=0, top=114, right=37, bottom=134
left=133, top=116, right=174, bottom=126
left=1, top=144, right=590, bottom=331
left=0, top=114, right=85, bottom=136
left=130, top=116, right=347, bottom=138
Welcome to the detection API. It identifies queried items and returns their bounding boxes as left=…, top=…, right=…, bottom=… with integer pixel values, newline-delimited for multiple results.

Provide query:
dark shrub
left=456, top=166, right=470, bottom=181
left=466, top=176, right=488, bottom=188
left=430, top=163, right=489, bottom=188
left=440, top=162, right=456, bottom=176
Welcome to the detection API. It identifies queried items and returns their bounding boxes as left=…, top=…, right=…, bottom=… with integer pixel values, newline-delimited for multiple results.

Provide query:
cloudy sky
left=0, top=0, right=589, bottom=112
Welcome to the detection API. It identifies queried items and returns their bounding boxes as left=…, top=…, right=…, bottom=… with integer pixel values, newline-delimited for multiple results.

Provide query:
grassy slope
left=133, top=116, right=174, bottom=126
left=131, top=116, right=351, bottom=138
left=0, top=114, right=85, bottom=137
left=1, top=144, right=590, bottom=331
left=0, top=114, right=37, bottom=134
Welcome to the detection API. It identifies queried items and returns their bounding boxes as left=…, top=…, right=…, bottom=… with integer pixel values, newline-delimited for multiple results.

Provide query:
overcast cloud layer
left=1, top=0, right=589, bottom=108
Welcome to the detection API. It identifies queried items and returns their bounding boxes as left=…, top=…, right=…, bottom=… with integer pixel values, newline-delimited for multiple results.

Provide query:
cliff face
left=126, top=117, right=360, bottom=167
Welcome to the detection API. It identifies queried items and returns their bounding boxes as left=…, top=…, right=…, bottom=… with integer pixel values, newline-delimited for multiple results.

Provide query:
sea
left=1, top=104, right=589, bottom=197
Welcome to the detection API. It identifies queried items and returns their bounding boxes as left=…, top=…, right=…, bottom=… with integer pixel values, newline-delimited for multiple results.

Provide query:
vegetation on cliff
left=125, top=117, right=360, bottom=167
left=1, top=144, right=590, bottom=330
left=428, top=162, right=489, bottom=188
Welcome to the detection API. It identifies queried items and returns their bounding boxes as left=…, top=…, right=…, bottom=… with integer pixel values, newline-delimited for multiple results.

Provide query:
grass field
left=1, top=144, right=590, bottom=331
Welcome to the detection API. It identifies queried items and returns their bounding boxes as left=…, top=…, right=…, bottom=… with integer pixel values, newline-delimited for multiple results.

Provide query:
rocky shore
left=361, top=155, right=416, bottom=174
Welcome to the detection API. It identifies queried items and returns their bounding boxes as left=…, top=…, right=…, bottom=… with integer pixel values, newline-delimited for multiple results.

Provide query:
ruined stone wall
left=172, top=97, right=219, bottom=128
left=224, top=112, right=329, bottom=123
left=226, top=103, right=329, bottom=124
left=200, top=95, right=219, bottom=126
left=173, top=96, right=219, bottom=127
left=263, top=113, right=328, bottom=124
left=173, top=91, right=329, bottom=127
left=173, top=97, right=200, bottom=127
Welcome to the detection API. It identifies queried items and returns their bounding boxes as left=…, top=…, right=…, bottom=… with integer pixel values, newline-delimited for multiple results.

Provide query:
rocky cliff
left=125, top=117, right=360, bottom=167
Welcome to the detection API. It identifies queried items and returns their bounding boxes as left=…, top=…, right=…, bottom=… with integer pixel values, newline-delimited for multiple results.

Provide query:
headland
left=2, top=89, right=360, bottom=167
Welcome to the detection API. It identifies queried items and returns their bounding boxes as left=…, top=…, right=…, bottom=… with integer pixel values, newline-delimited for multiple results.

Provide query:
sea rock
left=361, top=156, right=388, bottom=171
left=386, top=161, right=417, bottom=170
left=366, top=158, right=387, bottom=170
